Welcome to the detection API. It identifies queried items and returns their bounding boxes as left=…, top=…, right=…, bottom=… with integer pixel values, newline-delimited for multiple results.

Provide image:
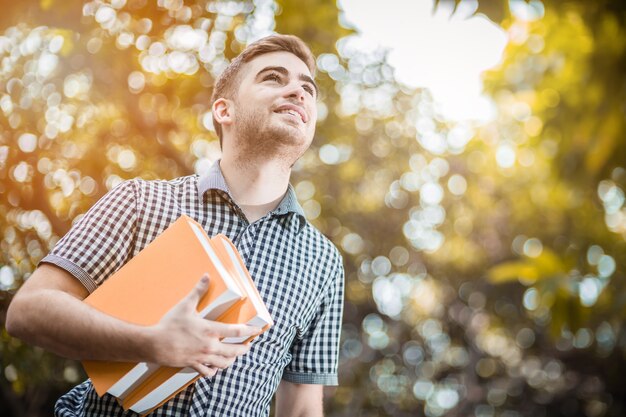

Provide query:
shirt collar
left=197, top=160, right=229, bottom=196
left=197, top=160, right=307, bottom=231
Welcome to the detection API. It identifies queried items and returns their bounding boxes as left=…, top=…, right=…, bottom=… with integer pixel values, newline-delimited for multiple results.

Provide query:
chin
left=269, top=125, right=310, bottom=145
left=238, top=120, right=313, bottom=159
left=267, top=129, right=313, bottom=161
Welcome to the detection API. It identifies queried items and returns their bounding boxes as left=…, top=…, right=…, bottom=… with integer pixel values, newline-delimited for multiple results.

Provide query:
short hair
left=210, top=34, right=316, bottom=143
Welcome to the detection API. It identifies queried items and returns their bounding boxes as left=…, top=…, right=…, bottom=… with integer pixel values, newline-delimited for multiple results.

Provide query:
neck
left=219, top=154, right=292, bottom=223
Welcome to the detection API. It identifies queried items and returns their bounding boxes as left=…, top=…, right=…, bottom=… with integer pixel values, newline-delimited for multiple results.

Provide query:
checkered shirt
left=41, top=161, right=344, bottom=417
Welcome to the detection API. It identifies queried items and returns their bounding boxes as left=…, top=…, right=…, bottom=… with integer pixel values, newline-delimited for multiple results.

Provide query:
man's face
left=230, top=51, right=318, bottom=161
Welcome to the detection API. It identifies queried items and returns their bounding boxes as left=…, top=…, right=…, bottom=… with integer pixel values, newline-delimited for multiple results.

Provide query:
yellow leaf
left=487, top=261, right=538, bottom=284
left=530, top=248, right=567, bottom=277
left=51, top=29, right=75, bottom=57
left=585, top=108, right=622, bottom=175
left=40, top=0, right=54, bottom=11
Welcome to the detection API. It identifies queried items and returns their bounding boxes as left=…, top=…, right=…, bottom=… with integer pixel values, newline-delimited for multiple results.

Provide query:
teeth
left=277, top=109, right=302, bottom=120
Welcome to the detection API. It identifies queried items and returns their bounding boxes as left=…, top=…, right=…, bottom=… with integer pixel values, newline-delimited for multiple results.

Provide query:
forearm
left=276, top=408, right=323, bottom=417
left=7, top=287, right=154, bottom=363
left=6, top=265, right=260, bottom=374
left=275, top=381, right=324, bottom=417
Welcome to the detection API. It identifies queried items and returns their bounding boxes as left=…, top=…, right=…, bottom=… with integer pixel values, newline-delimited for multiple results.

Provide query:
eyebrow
left=256, top=66, right=319, bottom=97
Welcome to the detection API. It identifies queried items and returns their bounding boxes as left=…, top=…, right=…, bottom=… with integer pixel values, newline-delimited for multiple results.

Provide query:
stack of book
left=81, top=215, right=273, bottom=415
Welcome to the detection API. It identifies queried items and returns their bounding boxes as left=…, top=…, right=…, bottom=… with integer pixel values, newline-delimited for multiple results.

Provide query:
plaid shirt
left=42, top=161, right=344, bottom=417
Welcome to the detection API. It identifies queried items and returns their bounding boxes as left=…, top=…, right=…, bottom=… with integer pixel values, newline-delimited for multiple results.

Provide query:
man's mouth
left=274, top=104, right=307, bottom=123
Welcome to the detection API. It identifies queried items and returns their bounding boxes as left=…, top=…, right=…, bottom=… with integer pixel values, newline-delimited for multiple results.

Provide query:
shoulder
left=300, top=221, right=343, bottom=273
left=128, top=175, right=198, bottom=193
left=113, top=175, right=200, bottom=204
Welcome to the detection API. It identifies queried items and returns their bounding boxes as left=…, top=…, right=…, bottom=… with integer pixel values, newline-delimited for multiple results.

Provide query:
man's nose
left=284, top=82, right=306, bottom=102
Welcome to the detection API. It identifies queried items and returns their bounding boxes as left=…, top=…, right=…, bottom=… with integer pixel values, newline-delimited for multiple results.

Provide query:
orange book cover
left=81, top=215, right=245, bottom=398
left=122, top=365, right=201, bottom=414
left=120, top=235, right=274, bottom=415
left=212, top=234, right=273, bottom=340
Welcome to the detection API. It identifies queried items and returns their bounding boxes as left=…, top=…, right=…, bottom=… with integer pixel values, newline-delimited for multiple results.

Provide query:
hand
left=149, top=273, right=261, bottom=377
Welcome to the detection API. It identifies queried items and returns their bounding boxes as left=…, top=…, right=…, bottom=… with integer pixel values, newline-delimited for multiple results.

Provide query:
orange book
left=81, top=215, right=273, bottom=416
left=81, top=215, right=246, bottom=401
left=121, top=234, right=274, bottom=415
left=211, top=234, right=273, bottom=342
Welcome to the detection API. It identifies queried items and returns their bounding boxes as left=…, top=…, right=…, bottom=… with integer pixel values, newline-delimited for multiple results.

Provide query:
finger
left=193, top=362, right=216, bottom=378
left=206, top=340, right=251, bottom=357
left=200, top=354, right=237, bottom=369
left=181, top=273, right=210, bottom=307
left=204, top=322, right=262, bottom=339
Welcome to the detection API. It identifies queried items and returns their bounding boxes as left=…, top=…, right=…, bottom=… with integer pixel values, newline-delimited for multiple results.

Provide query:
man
left=6, top=34, right=344, bottom=417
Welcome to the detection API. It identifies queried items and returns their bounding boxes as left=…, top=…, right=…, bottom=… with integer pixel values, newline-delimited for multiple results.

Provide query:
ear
left=212, top=98, right=233, bottom=128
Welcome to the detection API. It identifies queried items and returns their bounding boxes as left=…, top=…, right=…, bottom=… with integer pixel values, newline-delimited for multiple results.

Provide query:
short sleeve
left=282, top=260, right=344, bottom=386
left=40, top=180, right=138, bottom=293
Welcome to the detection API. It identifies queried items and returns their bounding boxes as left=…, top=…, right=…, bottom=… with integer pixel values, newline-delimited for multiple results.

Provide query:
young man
left=6, top=34, right=344, bottom=416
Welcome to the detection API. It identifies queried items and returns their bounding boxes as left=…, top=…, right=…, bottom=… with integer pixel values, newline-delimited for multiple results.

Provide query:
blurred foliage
left=1, top=0, right=625, bottom=416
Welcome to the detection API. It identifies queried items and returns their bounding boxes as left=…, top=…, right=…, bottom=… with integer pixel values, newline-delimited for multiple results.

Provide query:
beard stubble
left=233, top=101, right=311, bottom=165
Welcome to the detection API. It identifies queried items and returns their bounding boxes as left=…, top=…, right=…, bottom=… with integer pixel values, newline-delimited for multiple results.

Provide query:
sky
left=338, top=0, right=509, bottom=122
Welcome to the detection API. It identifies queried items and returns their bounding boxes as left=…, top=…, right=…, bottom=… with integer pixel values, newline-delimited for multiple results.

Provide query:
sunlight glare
left=339, top=0, right=508, bottom=122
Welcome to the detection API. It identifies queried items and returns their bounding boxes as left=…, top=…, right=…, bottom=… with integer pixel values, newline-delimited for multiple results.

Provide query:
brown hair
left=210, top=34, right=316, bottom=143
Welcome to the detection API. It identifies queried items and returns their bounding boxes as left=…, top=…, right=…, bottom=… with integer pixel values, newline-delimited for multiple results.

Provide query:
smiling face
left=215, top=51, right=318, bottom=164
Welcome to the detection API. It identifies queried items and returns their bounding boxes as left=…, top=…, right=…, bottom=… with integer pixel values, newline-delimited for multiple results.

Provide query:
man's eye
left=263, top=73, right=281, bottom=82
left=303, top=85, right=315, bottom=96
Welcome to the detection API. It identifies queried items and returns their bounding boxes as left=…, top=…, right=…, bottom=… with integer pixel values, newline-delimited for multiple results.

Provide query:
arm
left=5, top=264, right=260, bottom=377
left=277, top=260, right=344, bottom=415
left=275, top=380, right=324, bottom=417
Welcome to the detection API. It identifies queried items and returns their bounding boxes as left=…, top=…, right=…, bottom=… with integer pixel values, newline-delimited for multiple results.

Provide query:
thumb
left=182, top=273, right=210, bottom=308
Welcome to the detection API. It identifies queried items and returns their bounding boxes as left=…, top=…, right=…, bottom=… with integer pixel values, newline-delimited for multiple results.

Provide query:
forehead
left=242, top=51, right=313, bottom=80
